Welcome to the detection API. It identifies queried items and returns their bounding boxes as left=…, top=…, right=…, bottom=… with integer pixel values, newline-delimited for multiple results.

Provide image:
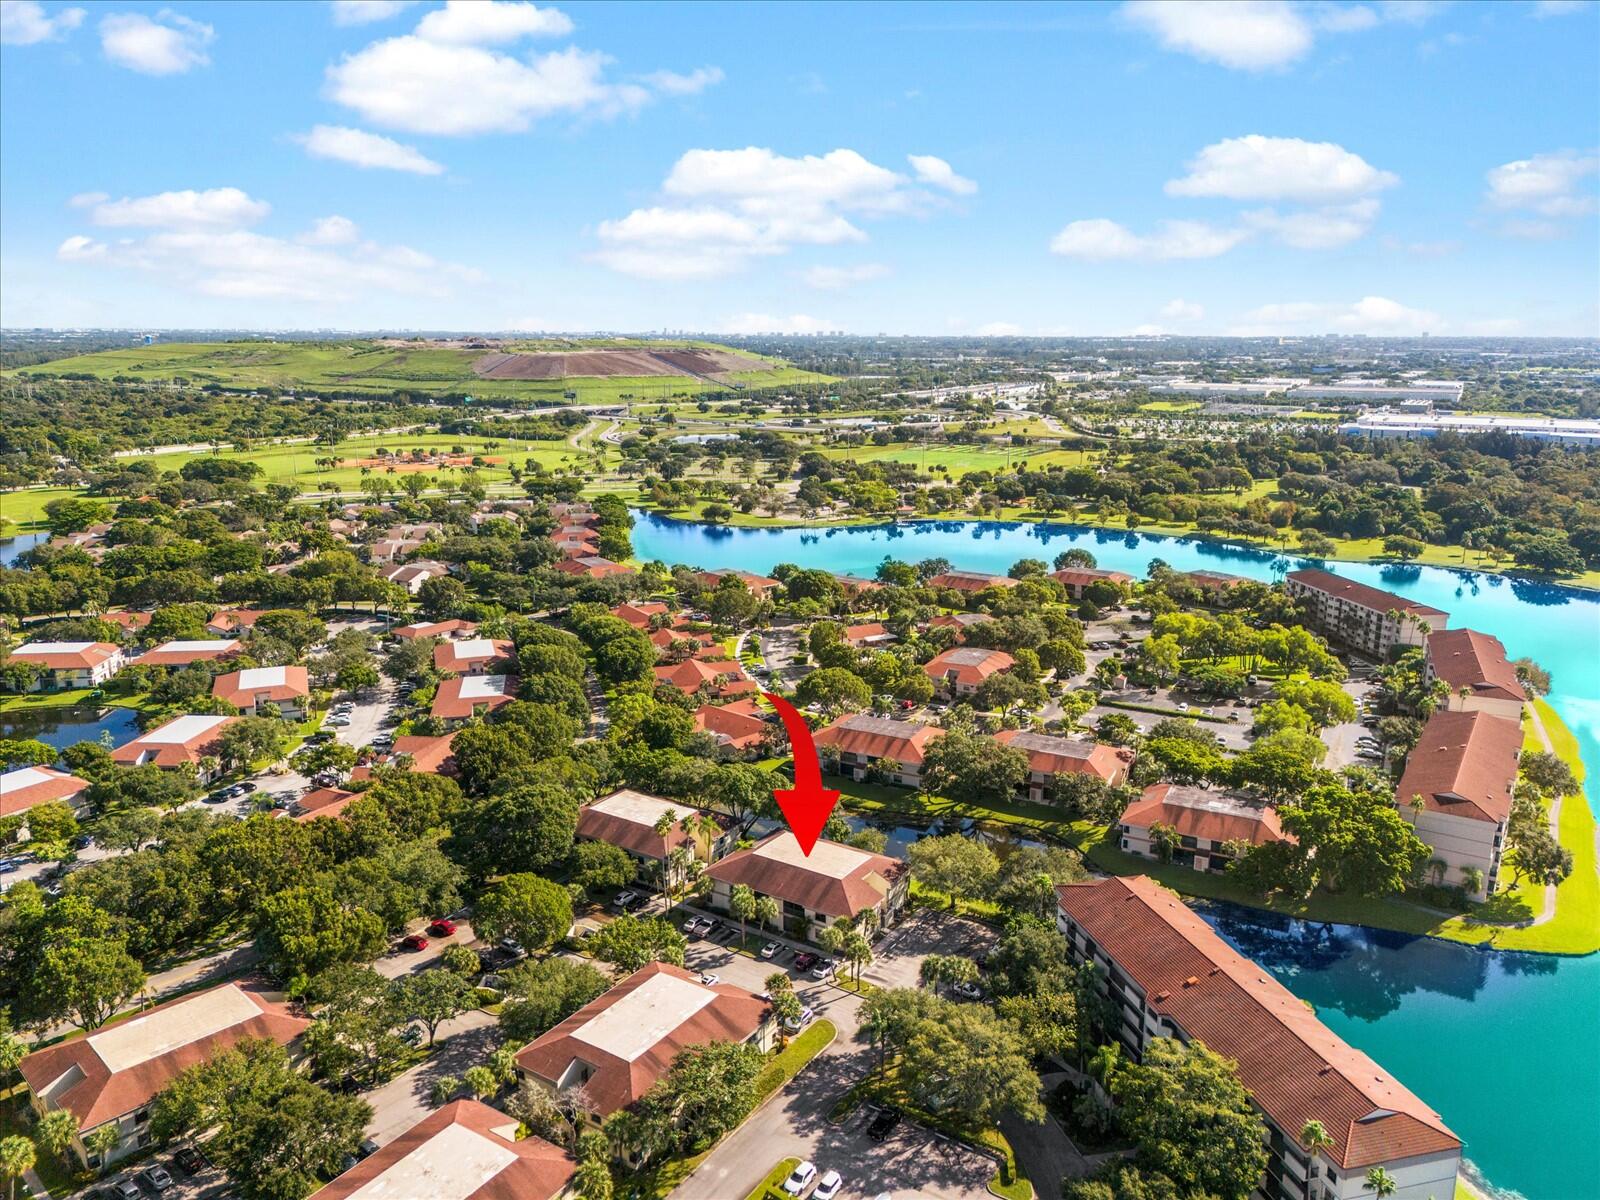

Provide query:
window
left=134, top=1108, right=149, bottom=1125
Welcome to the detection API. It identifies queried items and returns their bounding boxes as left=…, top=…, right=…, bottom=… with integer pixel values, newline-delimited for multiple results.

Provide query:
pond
left=0, top=531, right=46, bottom=568
left=0, top=704, right=142, bottom=755
left=631, top=512, right=1600, bottom=1200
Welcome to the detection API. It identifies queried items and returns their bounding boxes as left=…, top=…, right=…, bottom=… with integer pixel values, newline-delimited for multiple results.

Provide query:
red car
left=427, top=918, right=457, bottom=938
left=399, top=933, right=429, bottom=952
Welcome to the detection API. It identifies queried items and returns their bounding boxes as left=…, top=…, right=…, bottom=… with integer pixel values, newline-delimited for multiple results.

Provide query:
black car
left=173, top=1146, right=210, bottom=1174
left=866, top=1109, right=902, bottom=1142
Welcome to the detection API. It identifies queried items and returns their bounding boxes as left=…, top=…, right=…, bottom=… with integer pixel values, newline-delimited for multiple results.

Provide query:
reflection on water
left=0, top=704, right=141, bottom=754
left=0, top=532, right=47, bottom=568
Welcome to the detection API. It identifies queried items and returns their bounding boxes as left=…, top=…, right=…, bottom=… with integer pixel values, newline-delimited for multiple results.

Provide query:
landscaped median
left=744, top=1157, right=802, bottom=1200
left=830, top=1060, right=1031, bottom=1200
left=825, top=770, right=1100, bottom=846
left=617, top=1020, right=836, bottom=1200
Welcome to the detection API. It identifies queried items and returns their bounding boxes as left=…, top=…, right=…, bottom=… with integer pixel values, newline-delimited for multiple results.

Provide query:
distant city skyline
left=2, top=0, right=1597, bottom=336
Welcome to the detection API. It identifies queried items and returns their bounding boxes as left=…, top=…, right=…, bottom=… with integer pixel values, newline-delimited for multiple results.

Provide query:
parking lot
left=864, top=907, right=996, bottom=991
left=73, top=1148, right=228, bottom=1200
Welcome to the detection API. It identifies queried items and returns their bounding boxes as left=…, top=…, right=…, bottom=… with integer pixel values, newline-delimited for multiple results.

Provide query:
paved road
left=361, top=1008, right=499, bottom=1148
left=375, top=919, right=478, bottom=979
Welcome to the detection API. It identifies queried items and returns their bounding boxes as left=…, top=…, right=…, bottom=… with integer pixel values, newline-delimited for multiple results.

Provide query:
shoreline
left=630, top=506, right=1600, bottom=595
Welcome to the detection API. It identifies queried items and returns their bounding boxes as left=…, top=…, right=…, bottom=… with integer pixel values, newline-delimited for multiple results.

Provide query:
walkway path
left=1525, top=703, right=1564, bottom=927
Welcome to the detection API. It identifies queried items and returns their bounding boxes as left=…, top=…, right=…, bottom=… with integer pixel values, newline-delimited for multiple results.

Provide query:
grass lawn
left=1138, top=400, right=1203, bottom=413
left=0, top=688, right=149, bottom=713
left=1089, top=701, right=1599, bottom=955
left=744, top=1158, right=802, bottom=1200
left=827, top=771, right=1100, bottom=845
left=1, top=485, right=84, bottom=531
left=2, top=1085, right=81, bottom=1196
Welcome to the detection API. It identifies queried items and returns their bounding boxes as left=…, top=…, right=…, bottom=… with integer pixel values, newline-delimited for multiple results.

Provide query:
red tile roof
left=1286, top=569, right=1448, bottom=618
left=291, top=787, right=358, bottom=822
left=1050, top=567, right=1135, bottom=590
left=992, top=729, right=1130, bottom=783
left=111, top=714, right=236, bottom=769
left=1118, top=783, right=1290, bottom=846
left=1426, top=629, right=1526, bottom=704
left=842, top=622, right=894, bottom=646
left=135, top=640, right=242, bottom=667
left=205, top=609, right=267, bottom=634
left=695, top=569, right=780, bottom=595
left=211, top=665, right=310, bottom=707
left=9, top=641, right=121, bottom=670
left=553, top=555, right=633, bottom=579
left=924, top=646, right=1015, bottom=687
left=1, top=766, right=89, bottom=818
left=575, top=789, right=704, bottom=859
left=1395, top=710, right=1522, bottom=824
left=1056, top=877, right=1459, bottom=1171
left=349, top=732, right=458, bottom=781
left=705, top=831, right=907, bottom=919
left=307, top=1100, right=574, bottom=1200
left=433, top=638, right=516, bottom=674
left=612, top=602, right=671, bottom=629
left=695, top=701, right=769, bottom=748
left=653, top=658, right=743, bottom=693
left=393, top=618, right=478, bottom=640
left=514, top=963, right=770, bottom=1116
left=17, top=981, right=309, bottom=1133
left=432, top=674, right=518, bottom=720
left=813, top=713, right=942, bottom=765
left=926, top=571, right=1017, bottom=592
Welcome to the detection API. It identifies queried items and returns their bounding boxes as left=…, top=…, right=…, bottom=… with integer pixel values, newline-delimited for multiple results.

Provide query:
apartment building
left=812, top=713, right=942, bottom=788
left=1057, top=877, right=1461, bottom=1200
left=705, top=831, right=909, bottom=942
left=211, top=665, right=310, bottom=719
left=1423, top=629, right=1527, bottom=721
left=7, top=641, right=125, bottom=690
left=992, top=728, right=1130, bottom=800
left=1284, top=569, right=1448, bottom=658
left=1116, top=784, right=1290, bottom=873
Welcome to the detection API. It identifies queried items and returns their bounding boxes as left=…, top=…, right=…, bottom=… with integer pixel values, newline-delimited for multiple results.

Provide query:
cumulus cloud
left=1231, top=295, right=1442, bottom=336
left=908, top=154, right=978, bottom=195
left=1484, top=150, right=1598, bottom=220
left=86, top=187, right=270, bottom=230
left=325, top=1, right=721, bottom=136
left=2, top=1, right=85, bottom=45
left=296, top=124, right=446, bottom=175
left=596, top=147, right=967, bottom=279
left=330, top=0, right=417, bottom=25
left=99, top=10, right=213, bottom=75
left=1165, top=135, right=1397, bottom=202
left=1161, top=298, right=1205, bottom=322
left=1050, top=217, right=1248, bottom=261
left=1242, top=198, right=1380, bottom=248
left=720, top=313, right=834, bottom=335
left=299, top=215, right=361, bottom=246
left=801, top=262, right=890, bottom=290
left=412, top=0, right=571, bottom=44
left=55, top=190, right=482, bottom=303
left=1121, top=0, right=1444, bottom=71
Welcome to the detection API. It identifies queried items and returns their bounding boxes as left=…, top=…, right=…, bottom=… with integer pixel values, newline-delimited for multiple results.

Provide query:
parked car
left=111, top=1182, right=142, bottom=1200
left=811, top=958, right=836, bottom=979
left=172, top=1146, right=210, bottom=1174
left=783, top=1006, right=816, bottom=1034
left=792, top=951, right=819, bottom=971
left=428, top=918, right=457, bottom=937
left=952, top=980, right=983, bottom=1000
left=202, top=790, right=229, bottom=803
left=782, top=1161, right=817, bottom=1196
left=138, top=1165, right=176, bottom=1193
left=866, top=1109, right=902, bottom=1142
left=760, top=941, right=781, bottom=959
left=813, top=1170, right=843, bottom=1200
left=611, top=890, right=639, bottom=910
left=698, top=972, right=720, bottom=987
left=399, top=933, right=429, bottom=952
left=399, top=1024, right=424, bottom=1046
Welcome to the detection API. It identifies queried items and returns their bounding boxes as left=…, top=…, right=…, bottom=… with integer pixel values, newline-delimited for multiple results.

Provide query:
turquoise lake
left=631, top=512, right=1600, bottom=1200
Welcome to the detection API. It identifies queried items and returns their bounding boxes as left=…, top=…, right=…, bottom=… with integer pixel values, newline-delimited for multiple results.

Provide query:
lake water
left=0, top=704, right=141, bottom=754
left=631, top=512, right=1600, bottom=1200
left=0, top=531, right=46, bottom=567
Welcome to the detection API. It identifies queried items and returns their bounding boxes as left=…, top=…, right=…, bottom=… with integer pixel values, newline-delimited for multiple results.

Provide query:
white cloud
left=638, top=66, right=723, bottom=95
left=99, top=10, right=213, bottom=75
left=720, top=313, right=835, bottom=335
left=1121, top=0, right=1443, bottom=71
left=326, top=3, right=720, bottom=136
left=908, top=154, right=978, bottom=195
left=1231, top=295, right=1442, bottom=335
left=1161, top=298, right=1204, bottom=321
left=976, top=322, right=1022, bottom=336
left=68, top=190, right=108, bottom=208
left=297, top=124, right=446, bottom=175
left=1484, top=150, right=1598, bottom=217
left=86, top=187, right=270, bottom=230
left=1049, top=217, right=1249, bottom=260
left=2, top=1, right=85, bottom=45
left=801, top=262, right=890, bottom=289
left=1121, top=1, right=1312, bottom=70
left=1533, top=0, right=1591, bottom=15
left=330, top=0, right=417, bottom=25
left=56, top=193, right=483, bottom=304
left=1166, top=135, right=1397, bottom=202
left=56, top=234, right=105, bottom=261
left=412, top=0, right=571, bottom=44
left=299, top=215, right=361, bottom=246
left=597, top=146, right=958, bottom=279
left=1243, top=198, right=1380, bottom=248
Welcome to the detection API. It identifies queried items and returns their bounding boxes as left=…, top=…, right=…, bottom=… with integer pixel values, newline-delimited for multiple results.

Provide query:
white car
left=760, top=941, right=781, bottom=959
left=698, top=972, right=721, bottom=987
left=782, top=1161, right=817, bottom=1196
left=611, top=890, right=638, bottom=909
left=813, top=1170, right=843, bottom=1200
left=784, top=1005, right=816, bottom=1034
left=811, top=957, right=836, bottom=979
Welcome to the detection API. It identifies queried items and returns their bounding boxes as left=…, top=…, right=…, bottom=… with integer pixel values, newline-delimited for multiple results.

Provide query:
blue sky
left=2, top=0, right=1597, bottom=335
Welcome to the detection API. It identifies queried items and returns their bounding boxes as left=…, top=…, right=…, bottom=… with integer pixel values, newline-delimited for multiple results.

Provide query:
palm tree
left=1300, top=1118, right=1334, bottom=1159
left=755, top=895, right=780, bottom=937
left=0, top=1135, right=35, bottom=1200
left=729, top=884, right=757, bottom=948
left=1364, top=1167, right=1398, bottom=1200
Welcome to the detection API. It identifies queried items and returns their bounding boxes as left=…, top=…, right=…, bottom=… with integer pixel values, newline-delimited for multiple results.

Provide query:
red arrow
left=764, top=692, right=841, bottom=857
